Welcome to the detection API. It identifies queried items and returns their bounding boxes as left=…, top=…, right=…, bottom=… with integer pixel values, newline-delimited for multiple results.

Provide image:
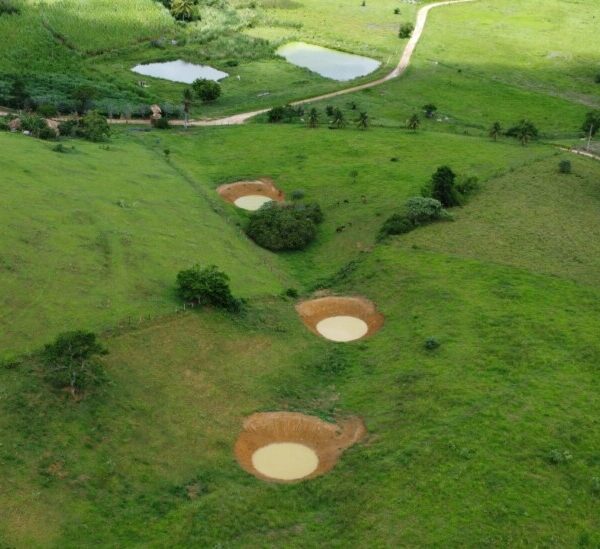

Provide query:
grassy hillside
left=0, top=131, right=287, bottom=354
left=1, top=241, right=599, bottom=547
left=150, top=124, right=555, bottom=284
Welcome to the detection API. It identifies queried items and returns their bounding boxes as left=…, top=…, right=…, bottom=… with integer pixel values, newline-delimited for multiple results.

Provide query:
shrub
left=558, top=160, right=572, bottom=174
left=424, top=337, right=441, bottom=350
left=291, top=189, right=305, bottom=201
left=595, top=74, right=600, bottom=84
left=394, top=7, right=400, bottom=14
left=52, top=143, right=68, bottom=153
left=379, top=213, right=415, bottom=239
left=547, top=449, right=573, bottom=465
left=405, top=197, right=449, bottom=225
left=284, top=287, right=299, bottom=298
left=267, top=104, right=303, bottom=123
left=80, top=110, right=110, bottom=142
left=246, top=202, right=322, bottom=251
left=36, top=103, right=58, bottom=117
left=152, top=116, right=170, bottom=129
left=57, top=119, right=79, bottom=137
left=38, top=125, right=58, bottom=140
left=41, top=331, right=108, bottom=393
left=0, top=0, right=20, bottom=15
left=192, top=79, right=221, bottom=102
left=176, top=265, right=241, bottom=312
left=20, top=113, right=48, bottom=135
left=422, top=103, right=437, bottom=118
left=455, top=175, right=479, bottom=197
left=398, top=23, right=414, bottom=38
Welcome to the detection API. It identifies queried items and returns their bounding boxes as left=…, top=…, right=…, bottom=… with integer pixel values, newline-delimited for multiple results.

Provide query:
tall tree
left=407, top=113, right=420, bottom=131
left=489, top=121, right=502, bottom=141
left=430, top=166, right=460, bottom=208
left=356, top=111, right=370, bottom=130
left=331, top=108, right=346, bottom=129
left=506, top=119, right=538, bottom=146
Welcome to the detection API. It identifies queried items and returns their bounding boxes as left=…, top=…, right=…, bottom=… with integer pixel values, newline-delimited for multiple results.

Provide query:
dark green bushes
left=379, top=197, right=449, bottom=240
left=176, top=265, right=241, bottom=312
left=192, top=79, right=221, bottom=102
left=398, top=23, right=414, bottom=38
left=41, top=331, right=108, bottom=393
left=246, top=202, right=323, bottom=251
left=58, top=111, right=110, bottom=141
left=559, top=160, right=572, bottom=174
left=267, top=104, right=303, bottom=123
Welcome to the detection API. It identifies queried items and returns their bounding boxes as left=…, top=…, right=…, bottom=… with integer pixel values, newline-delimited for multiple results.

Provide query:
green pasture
left=0, top=131, right=287, bottom=355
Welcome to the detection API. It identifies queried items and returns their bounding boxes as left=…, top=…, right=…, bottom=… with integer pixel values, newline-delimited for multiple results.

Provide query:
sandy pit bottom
left=252, top=442, right=319, bottom=481
left=316, top=315, right=369, bottom=342
left=233, top=195, right=273, bottom=211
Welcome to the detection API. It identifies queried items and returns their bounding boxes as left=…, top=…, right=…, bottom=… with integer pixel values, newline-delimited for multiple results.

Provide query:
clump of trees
left=399, top=23, right=414, bottom=38
left=267, top=104, right=304, bottom=123
left=160, top=0, right=200, bottom=21
left=192, top=79, right=221, bottom=102
left=505, top=119, right=539, bottom=146
left=246, top=202, right=323, bottom=251
left=176, top=264, right=241, bottom=312
left=58, top=111, right=110, bottom=141
left=41, top=331, right=108, bottom=395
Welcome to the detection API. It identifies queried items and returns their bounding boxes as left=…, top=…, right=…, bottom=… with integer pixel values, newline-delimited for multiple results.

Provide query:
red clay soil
left=295, top=296, right=384, bottom=340
left=235, top=412, right=367, bottom=483
left=216, top=178, right=284, bottom=204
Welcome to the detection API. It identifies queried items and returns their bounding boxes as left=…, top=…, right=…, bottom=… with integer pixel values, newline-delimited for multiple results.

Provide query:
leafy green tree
left=41, top=331, right=108, bottom=394
left=489, top=121, right=502, bottom=141
left=192, top=79, right=221, bottom=102
left=72, top=85, right=97, bottom=115
left=558, top=160, right=572, bottom=174
left=307, top=108, right=319, bottom=128
left=330, top=108, right=346, bottom=129
left=398, top=23, right=414, bottom=38
left=170, top=0, right=196, bottom=21
left=407, top=113, right=420, bottom=131
left=246, top=202, right=323, bottom=251
left=81, top=110, right=110, bottom=142
left=429, top=166, right=460, bottom=207
left=506, top=119, right=539, bottom=146
left=582, top=110, right=600, bottom=137
left=356, top=111, right=369, bottom=130
left=176, top=265, right=241, bottom=312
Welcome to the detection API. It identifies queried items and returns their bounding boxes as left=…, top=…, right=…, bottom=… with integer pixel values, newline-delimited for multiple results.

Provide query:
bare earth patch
left=296, top=296, right=384, bottom=342
left=217, top=178, right=285, bottom=211
left=235, top=412, right=367, bottom=482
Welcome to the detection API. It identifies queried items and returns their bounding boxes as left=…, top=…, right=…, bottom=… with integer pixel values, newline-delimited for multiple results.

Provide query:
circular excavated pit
left=217, top=178, right=284, bottom=211
left=235, top=412, right=366, bottom=483
left=296, top=296, right=384, bottom=342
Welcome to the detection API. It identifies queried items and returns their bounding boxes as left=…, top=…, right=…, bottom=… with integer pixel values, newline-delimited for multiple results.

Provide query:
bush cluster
left=192, top=79, right=221, bottom=102
left=379, top=196, right=450, bottom=240
left=267, top=104, right=304, bottom=123
left=246, top=201, right=323, bottom=251
left=58, top=111, right=110, bottom=142
left=176, top=264, right=241, bottom=312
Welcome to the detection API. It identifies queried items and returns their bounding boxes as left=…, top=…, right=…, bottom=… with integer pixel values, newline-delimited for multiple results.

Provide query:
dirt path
left=10, top=0, right=469, bottom=129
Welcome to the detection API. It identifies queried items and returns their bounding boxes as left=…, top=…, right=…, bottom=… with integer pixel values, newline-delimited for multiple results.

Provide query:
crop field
left=1, top=0, right=600, bottom=546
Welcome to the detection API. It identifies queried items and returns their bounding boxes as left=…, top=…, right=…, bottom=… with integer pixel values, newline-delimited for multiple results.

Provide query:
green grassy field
left=1, top=0, right=600, bottom=546
left=0, top=131, right=288, bottom=355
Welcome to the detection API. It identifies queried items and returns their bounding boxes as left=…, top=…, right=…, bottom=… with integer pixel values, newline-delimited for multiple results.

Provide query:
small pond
left=276, top=42, right=380, bottom=81
left=131, top=60, right=228, bottom=84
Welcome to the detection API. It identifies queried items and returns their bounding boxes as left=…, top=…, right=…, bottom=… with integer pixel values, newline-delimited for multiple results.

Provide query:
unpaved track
left=188, top=0, right=476, bottom=126
left=52, top=0, right=473, bottom=128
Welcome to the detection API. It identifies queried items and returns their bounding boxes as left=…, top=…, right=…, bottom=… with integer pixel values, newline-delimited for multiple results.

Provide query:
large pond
left=276, top=42, right=380, bottom=81
left=131, top=60, right=228, bottom=84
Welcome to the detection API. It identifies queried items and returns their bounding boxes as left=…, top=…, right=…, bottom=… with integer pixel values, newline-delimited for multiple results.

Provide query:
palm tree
left=170, top=0, right=195, bottom=21
left=407, top=113, right=420, bottom=131
left=356, top=111, right=369, bottom=130
left=489, top=121, right=502, bottom=141
left=331, top=108, right=346, bottom=129
left=183, top=88, right=193, bottom=129
left=307, top=108, right=319, bottom=128
left=508, top=119, right=538, bottom=146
